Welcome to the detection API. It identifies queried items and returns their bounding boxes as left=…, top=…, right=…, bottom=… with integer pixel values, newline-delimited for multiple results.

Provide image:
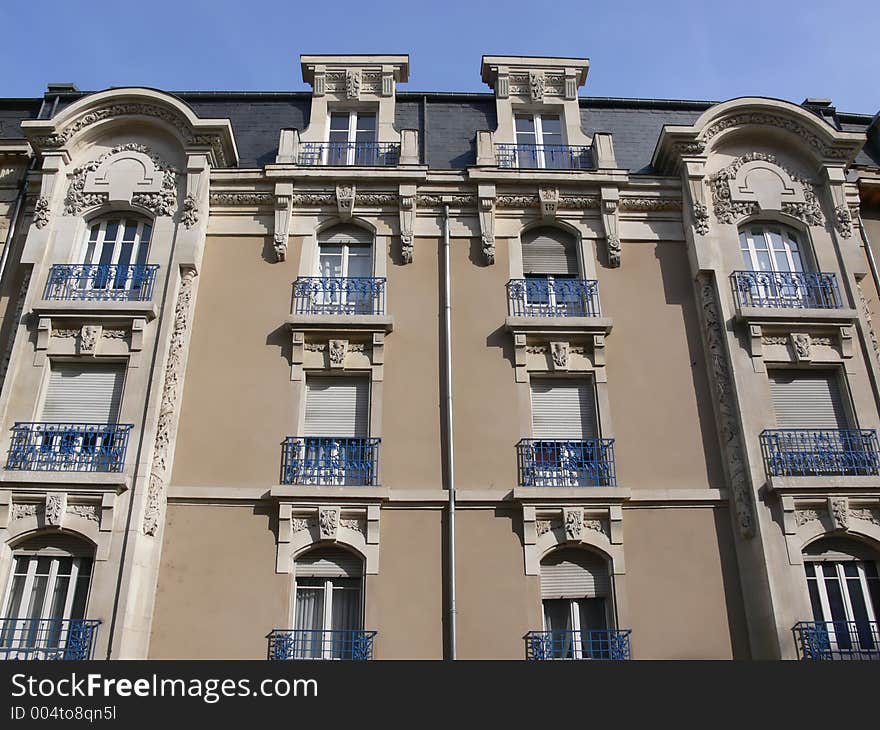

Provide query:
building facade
left=0, top=54, right=879, bottom=660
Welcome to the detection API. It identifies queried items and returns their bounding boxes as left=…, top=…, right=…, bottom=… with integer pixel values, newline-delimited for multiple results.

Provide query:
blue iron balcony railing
left=525, top=629, right=631, bottom=660
left=496, top=144, right=592, bottom=170
left=268, top=629, right=376, bottom=660
left=293, top=277, right=386, bottom=316
left=517, top=439, right=616, bottom=487
left=760, top=429, right=880, bottom=478
left=730, top=271, right=843, bottom=309
left=298, top=142, right=400, bottom=167
left=0, top=618, right=101, bottom=660
left=44, top=264, right=159, bottom=302
left=281, top=437, right=380, bottom=486
left=6, top=423, right=133, bottom=472
left=507, top=278, right=600, bottom=318
left=794, top=621, right=880, bottom=660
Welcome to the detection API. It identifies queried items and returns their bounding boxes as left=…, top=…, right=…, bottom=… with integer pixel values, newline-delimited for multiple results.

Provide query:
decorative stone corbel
left=539, top=186, right=559, bottom=221
left=824, top=166, right=853, bottom=239
left=371, top=333, right=385, bottom=382
left=45, top=492, right=67, bottom=528
left=273, top=183, right=292, bottom=263
left=600, top=186, right=621, bottom=267
left=399, top=184, right=416, bottom=264
left=328, top=339, right=348, bottom=369
left=131, top=318, right=146, bottom=352
left=514, top=333, right=527, bottom=383
left=291, top=331, right=304, bottom=381
left=319, top=506, right=340, bottom=540
left=337, top=184, right=355, bottom=220
left=840, top=326, right=854, bottom=359
left=592, top=334, right=607, bottom=382
left=790, top=332, right=812, bottom=363
left=748, top=324, right=765, bottom=373
left=563, top=507, right=583, bottom=542
left=478, top=184, right=496, bottom=264
left=683, top=160, right=710, bottom=237
left=36, top=317, right=50, bottom=365
left=550, top=341, right=569, bottom=370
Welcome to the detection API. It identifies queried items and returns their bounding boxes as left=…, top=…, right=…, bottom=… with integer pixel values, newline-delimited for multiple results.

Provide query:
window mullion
left=39, top=558, right=60, bottom=621
left=323, top=579, right=333, bottom=659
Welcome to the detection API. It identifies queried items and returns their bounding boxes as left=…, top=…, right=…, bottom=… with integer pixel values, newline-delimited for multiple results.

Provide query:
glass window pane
left=807, top=578, right=824, bottom=621
left=104, top=221, right=120, bottom=244
left=122, top=221, right=138, bottom=242
left=356, top=114, right=376, bottom=132
left=89, top=225, right=100, bottom=242
left=329, top=113, right=349, bottom=131
left=140, top=222, right=152, bottom=244
left=515, top=115, right=535, bottom=133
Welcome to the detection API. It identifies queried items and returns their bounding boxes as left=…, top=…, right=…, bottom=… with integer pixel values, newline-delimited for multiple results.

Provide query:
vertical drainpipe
left=442, top=202, right=457, bottom=659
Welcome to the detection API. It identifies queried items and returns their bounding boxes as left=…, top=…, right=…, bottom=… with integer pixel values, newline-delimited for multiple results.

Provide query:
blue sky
left=2, top=0, right=876, bottom=114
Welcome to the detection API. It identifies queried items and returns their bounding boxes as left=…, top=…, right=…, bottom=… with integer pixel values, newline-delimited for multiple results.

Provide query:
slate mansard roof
left=1, top=88, right=877, bottom=173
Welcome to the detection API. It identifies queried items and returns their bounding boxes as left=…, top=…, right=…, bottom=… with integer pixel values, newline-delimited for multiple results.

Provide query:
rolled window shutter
left=530, top=379, right=597, bottom=439
left=41, top=363, right=125, bottom=423
left=521, top=227, right=578, bottom=275
left=540, top=548, right=610, bottom=599
left=296, top=546, right=363, bottom=578
left=304, top=377, right=369, bottom=437
left=769, top=371, right=847, bottom=429
left=318, top=225, right=373, bottom=246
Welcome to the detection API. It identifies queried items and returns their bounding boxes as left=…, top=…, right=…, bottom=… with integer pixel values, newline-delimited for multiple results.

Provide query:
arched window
left=293, top=546, right=364, bottom=659
left=539, top=547, right=615, bottom=658
left=309, top=225, right=377, bottom=315
left=317, top=224, right=373, bottom=279
left=0, top=533, right=95, bottom=659
left=801, top=537, right=880, bottom=658
left=738, top=223, right=805, bottom=274
left=520, top=227, right=582, bottom=316
left=80, top=216, right=153, bottom=299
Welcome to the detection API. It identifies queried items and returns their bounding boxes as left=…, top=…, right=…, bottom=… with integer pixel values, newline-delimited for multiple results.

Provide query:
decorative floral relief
left=692, top=202, right=710, bottom=235
left=849, top=508, right=880, bottom=526
left=64, top=143, right=180, bottom=217
left=291, top=518, right=316, bottom=532
left=102, top=328, right=128, bottom=340
left=33, top=197, right=50, bottom=229
left=795, top=509, right=825, bottom=526
left=620, top=197, right=683, bottom=212
left=45, top=494, right=65, bottom=526
left=319, top=508, right=339, bottom=540
left=833, top=205, right=853, bottom=238
left=700, top=113, right=851, bottom=160
left=66, top=504, right=100, bottom=522
left=11, top=503, right=39, bottom=520
left=210, top=192, right=274, bottom=206
left=584, top=519, right=610, bottom=538
left=340, top=518, right=366, bottom=536
left=180, top=194, right=199, bottom=229
left=52, top=328, right=79, bottom=338
left=564, top=509, right=583, bottom=540
left=143, top=268, right=196, bottom=536
left=857, top=282, right=880, bottom=369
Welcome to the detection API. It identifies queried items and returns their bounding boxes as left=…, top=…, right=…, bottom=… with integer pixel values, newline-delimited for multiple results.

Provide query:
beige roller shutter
left=296, top=547, right=363, bottom=578
left=318, top=225, right=373, bottom=246
left=530, top=379, right=597, bottom=439
left=540, top=548, right=610, bottom=599
left=304, top=377, right=369, bottom=437
left=521, top=227, right=578, bottom=275
left=41, top=363, right=125, bottom=423
left=769, top=371, right=847, bottom=429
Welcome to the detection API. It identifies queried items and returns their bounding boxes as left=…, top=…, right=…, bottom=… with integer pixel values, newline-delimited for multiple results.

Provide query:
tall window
left=0, top=535, right=94, bottom=659
left=804, top=539, right=880, bottom=657
left=739, top=224, right=805, bottom=274
left=520, top=227, right=580, bottom=316
left=540, top=548, right=612, bottom=659
left=328, top=111, right=377, bottom=165
left=81, top=217, right=152, bottom=297
left=293, top=546, right=364, bottom=659
left=314, top=225, right=374, bottom=314
left=515, top=113, right=563, bottom=168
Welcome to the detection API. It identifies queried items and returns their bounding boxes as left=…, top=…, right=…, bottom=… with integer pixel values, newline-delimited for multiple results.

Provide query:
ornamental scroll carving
left=143, top=268, right=197, bottom=536
left=64, top=144, right=180, bottom=217
left=697, top=274, right=755, bottom=538
left=709, top=153, right=823, bottom=227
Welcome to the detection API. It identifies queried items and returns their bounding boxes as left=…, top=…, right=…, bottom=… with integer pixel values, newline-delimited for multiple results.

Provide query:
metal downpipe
left=442, top=202, right=457, bottom=659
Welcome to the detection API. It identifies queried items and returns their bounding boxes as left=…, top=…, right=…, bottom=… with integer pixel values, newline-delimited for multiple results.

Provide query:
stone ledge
left=287, top=313, right=394, bottom=334
left=32, top=300, right=159, bottom=321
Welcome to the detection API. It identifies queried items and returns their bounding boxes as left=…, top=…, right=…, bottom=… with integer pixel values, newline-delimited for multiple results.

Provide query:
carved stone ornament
left=33, top=197, right=51, bottom=229
left=80, top=325, right=100, bottom=354
left=291, top=517, right=316, bottom=533
left=340, top=518, right=366, bottom=536
left=551, top=341, right=569, bottom=369
left=606, top=234, right=621, bottom=265
left=210, top=192, right=274, bottom=206
left=328, top=339, right=348, bottom=368
left=181, top=194, right=199, bottom=229
left=11, top=503, right=39, bottom=520
left=66, top=504, right=100, bottom=522
left=65, top=144, right=180, bottom=217
left=273, top=233, right=287, bottom=263
left=143, top=268, right=196, bottom=536
left=834, top=205, right=853, bottom=238
left=319, top=507, right=339, bottom=540
left=399, top=188, right=416, bottom=264
left=345, top=70, right=361, bottom=100
left=697, top=274, right=755, bottom=538
left=535, top=520, right=553, bottom=536
left=563, top=508, right=583, bottom=541
left=857, top=282, right=880, bottom=369
left=790, top=332, right=812, bottom=362
left=45, top=493, right=67, bottom=527
left=829, top=497, right=849, bottom=531
left=336, top=185, right=355, bottom=219
left=850, top=507, right=880, bottom=526
left=529, top=71, right=545, bottom=102
left=692, top=201, right=710, bottom=235
left=795, top=508, right=824, bottom=526
left=709, top=153, right=823, bottom=227
left=539, top=187, right=559, bottom=220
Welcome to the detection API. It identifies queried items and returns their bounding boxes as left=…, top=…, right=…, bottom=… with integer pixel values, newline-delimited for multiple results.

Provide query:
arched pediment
left=653, top=97, right=865, bottom=173
left=21, top=87, right=238, bottom=168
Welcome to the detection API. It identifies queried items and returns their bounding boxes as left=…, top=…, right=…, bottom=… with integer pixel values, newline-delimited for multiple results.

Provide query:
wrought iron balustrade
left=0, top=618, right=101, bottom=660
left=760, top=429, right=880, bottom=477
left=517, top=439, right=616, bottom=487
left=298, top=142, right=400, bottom=167
left=525, top=629, right=631, bottom=660
left=730, top=271, right=842, bottom=309
left=6, top=423, right=133, bottom=472
left=268, top=629, right=376, bottom=660
left=496, top=143, right=592, bottom=170
left=794, top=621, right=880, bottom=660
left=43, top=264, right=159, bottom=302
left=281, top=437, right=380, bottom=486
left=293, top=277, right=386, bottom=316
left=507, top=278, right=601, bottom=317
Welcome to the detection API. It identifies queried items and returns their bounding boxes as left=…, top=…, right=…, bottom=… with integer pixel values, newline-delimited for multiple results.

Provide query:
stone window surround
left=295, top=216, right=388, bottom=281
left=507, top=218, right=598, bottom=282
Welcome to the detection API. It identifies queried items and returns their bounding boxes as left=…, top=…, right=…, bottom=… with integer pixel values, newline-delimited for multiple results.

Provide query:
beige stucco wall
left=171, top=234, right=303, bottom=487
left=624, top=507, right=750, bottom=659
left=149, top=503, right=289, bottom=659
left=599, top=240, right=726, bottom=490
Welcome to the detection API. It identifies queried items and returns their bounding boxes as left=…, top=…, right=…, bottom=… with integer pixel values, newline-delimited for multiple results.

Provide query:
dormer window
left=328, top=111, right=377, bottom=165
left=515, top=113, right=564, bottom=168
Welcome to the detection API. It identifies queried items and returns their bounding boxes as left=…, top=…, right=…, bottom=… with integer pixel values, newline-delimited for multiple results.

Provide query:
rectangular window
left=769, top=370, right=848, bottom=430
left=530, top=378, right=597, bottom=439
left=304, top=376, right=369, bottom=437
left=41, top=363, right=126, bottom=424
left=515, top=113, right=564, bottom=168
left=327, top=111, right=377, bottom=165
